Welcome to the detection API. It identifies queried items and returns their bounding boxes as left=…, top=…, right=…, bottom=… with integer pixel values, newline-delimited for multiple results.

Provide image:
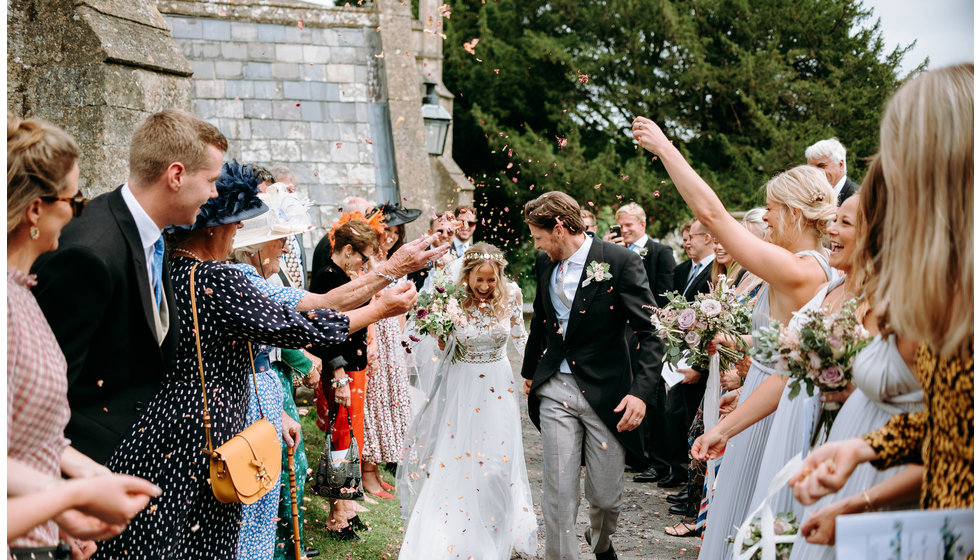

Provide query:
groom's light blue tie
left=151, top=236, right=165, bottom=310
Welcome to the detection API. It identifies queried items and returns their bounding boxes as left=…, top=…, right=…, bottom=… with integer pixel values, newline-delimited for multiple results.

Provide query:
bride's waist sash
left=458, top=347, right=507, bottom=364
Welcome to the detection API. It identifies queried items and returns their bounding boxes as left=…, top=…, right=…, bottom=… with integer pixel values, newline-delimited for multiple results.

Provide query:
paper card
left=662, top=356, right=690, bottom=389
left=836, top=508, right=973, bottom=560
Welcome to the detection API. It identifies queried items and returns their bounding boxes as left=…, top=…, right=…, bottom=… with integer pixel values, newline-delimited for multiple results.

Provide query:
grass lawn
left=297, top=408, right=404, bottom=559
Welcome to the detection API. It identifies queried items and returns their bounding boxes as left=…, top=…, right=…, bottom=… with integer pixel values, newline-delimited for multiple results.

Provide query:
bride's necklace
left=171, top=247, right=208, bottom=261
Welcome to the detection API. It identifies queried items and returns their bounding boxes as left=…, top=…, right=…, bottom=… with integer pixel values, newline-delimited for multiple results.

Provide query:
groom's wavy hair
left=524, top=191, right=585, bottom=234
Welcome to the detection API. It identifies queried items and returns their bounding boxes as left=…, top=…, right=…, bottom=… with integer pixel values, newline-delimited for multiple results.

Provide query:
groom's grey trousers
left=537, top=372, right=625, bottom=559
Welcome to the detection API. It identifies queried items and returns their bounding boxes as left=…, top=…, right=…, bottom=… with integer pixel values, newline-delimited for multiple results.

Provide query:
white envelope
left=662, top=356, right=691, bottom=389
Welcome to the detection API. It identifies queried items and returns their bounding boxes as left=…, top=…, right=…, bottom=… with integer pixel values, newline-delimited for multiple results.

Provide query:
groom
left=521, top=192, right=665, bottom=559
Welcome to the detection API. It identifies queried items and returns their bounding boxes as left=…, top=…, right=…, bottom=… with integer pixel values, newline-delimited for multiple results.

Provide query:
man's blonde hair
left=615, top=202, right=646, bottom=223
left=129, top=109, right=227, bottom=186
left=876, top=63, right=973, bottom=357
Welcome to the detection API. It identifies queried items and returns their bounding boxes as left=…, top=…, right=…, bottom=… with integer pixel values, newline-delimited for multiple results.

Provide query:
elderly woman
left=93, top=161, right=421, bottom=560
left=7, top=113, right=161, bottom=560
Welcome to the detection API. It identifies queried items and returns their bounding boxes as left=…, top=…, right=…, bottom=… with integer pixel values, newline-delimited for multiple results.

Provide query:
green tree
left=442, top=0, right=917, bottom=292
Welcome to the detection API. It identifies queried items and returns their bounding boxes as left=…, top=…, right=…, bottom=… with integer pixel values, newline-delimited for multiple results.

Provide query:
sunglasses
left=462, top=220, right=478, bottom=227
left=40, top=193, right=88, bottom=217
left=356, top=250, right=372, bottom=264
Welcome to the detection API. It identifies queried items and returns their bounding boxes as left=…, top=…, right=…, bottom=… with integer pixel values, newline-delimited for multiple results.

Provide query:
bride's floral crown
left=464, top=252, right=507, bottom=265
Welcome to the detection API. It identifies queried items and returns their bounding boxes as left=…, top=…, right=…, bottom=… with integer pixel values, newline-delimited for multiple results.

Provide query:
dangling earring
left=29, top=226, right=40, bottom=240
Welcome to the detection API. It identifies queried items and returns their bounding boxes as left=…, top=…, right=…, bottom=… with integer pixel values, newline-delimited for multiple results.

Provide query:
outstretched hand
left=614, top=394, right=646, bottom=432
left=384, top=234, right=452, bottom=277
left=788, top=438, right=877, bottom=505
left=376, top=281, right=418, bottom=318
left=691, top=428, right=728, bottom=461
left=631, top=116, right=673, bottom=156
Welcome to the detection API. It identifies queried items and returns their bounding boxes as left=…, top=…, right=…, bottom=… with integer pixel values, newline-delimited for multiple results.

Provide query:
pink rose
left=677, top=309, right=697, bottom=330
left=695, top=320, right=708, bottom=331
left=684, top=330, right=701, bottom=347
left=817, top=365, right=846, bottom=388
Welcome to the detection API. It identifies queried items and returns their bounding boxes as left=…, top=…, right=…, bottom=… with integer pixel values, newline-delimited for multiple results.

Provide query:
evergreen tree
left=442, top=0, right=916, bottom=290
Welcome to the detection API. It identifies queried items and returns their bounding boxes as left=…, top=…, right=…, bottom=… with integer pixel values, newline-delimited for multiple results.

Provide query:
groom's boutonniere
left=581, top=261, right=612, bottom=286
left=637, top=246, right=649, bottom=258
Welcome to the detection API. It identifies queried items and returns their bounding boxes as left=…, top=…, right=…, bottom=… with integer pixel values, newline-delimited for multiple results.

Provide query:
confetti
left=463, top=38, right=479, bottom=55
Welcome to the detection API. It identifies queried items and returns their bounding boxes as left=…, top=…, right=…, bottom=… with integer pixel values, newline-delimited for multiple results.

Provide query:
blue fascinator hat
left=184, top=160, right=269, bottom=230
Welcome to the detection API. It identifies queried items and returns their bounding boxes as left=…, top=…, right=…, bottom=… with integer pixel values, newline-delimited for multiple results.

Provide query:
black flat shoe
left=326, top=525, right=359, bottom=541
left=668, top=502, right=690, bottom=515
left=585, top=530, right=619, bottom=560
left=347, top=515, right=369, bottom=531
left=666, top=491, right=690, bottom=504
left=304, top=547, right=321, bottom=558
left=633, top=467, right=670, bottom=483
left=657, top=473, right=687, bottom=488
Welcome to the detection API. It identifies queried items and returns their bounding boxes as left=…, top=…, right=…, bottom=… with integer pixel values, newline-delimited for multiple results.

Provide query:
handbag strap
left=190, top=262, right=266, bottom=458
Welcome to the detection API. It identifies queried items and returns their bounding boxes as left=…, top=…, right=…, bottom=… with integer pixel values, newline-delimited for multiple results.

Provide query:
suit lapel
left=538, top=255, right=559, bottom=321
left=107, top=188, right=158, bottom=338
left=565, top=239, right=604, bottom=338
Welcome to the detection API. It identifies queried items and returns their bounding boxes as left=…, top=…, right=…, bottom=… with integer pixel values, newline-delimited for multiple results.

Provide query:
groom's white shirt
left=550, top=235, right=593, bottom=374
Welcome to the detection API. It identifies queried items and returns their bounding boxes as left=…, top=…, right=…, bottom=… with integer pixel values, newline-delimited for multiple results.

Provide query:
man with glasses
left=32, top=109, right=225, bottom=465
left=449, top=205, right=478, bottom=258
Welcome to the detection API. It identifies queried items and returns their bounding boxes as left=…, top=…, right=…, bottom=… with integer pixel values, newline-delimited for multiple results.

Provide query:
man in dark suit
left=521, top=192, right=664, bottom=560
left=32, top=109, right=225, bottom=465
left=805, top=137, right=858, bottom=205
left=604, top=202, right=675, bottom=306
left=651, top=219, right=714, bottom=494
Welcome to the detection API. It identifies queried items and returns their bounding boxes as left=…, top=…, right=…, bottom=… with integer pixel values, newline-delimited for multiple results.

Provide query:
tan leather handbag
left=189, top=263, right=281, bottom=505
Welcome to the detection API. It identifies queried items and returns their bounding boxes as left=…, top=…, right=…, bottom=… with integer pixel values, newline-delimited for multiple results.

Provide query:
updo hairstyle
left=7, top=112, right=79, bottom=234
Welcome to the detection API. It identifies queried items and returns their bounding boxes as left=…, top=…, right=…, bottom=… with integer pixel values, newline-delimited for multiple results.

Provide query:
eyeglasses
left=39, top=193, right=87, bottom=217
left=462, top=220, right=478, bottom=227
left=356, top=250, right=372, bottom=264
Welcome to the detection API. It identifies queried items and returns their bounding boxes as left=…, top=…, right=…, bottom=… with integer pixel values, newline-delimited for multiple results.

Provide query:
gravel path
left=512, top=357, right=703, bottom=559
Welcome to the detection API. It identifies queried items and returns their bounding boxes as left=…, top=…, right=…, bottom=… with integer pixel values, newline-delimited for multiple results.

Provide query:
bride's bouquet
left=408, top=269, right=467, bottom=363
left=752, top=298, right=871, bottom=445
left=651, top=274, right=752, bottom=371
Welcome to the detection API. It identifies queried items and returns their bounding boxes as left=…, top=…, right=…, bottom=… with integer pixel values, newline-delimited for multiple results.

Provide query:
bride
left=397, top=242, right=538, bottom=559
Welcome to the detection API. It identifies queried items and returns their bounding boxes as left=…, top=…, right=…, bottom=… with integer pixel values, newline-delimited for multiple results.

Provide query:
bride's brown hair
left=457, top=242, right=510, bottom=317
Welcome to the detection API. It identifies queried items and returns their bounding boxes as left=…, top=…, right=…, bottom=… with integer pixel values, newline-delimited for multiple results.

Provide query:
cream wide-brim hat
left=232, top=183, right=314, bottom=249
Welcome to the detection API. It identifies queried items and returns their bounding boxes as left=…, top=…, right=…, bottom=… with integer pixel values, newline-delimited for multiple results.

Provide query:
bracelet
left=374, top=270, right=397, bottom=284
left=330, top=376, right=352, bottom=388
left=861, top=488, right=876, bottom=512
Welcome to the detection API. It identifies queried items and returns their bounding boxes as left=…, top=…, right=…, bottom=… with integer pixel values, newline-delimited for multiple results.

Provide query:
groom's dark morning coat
left=521, top=238, right=666, bottom=468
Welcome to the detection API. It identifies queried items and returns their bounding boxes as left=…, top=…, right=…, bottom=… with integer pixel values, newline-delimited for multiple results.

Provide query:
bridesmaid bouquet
left=651, top=274, right=752, bottom=371
left=408, top=270, right=467, bottom=362
left=728, top=512, right=798, bottom=560
left=752, top=298, right=871, bottom=445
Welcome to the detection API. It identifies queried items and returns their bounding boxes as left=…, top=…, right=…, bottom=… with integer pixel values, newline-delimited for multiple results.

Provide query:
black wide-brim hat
left=369, top=202, right=422, bottom=227
left=177, top=159, right=269, bottom=230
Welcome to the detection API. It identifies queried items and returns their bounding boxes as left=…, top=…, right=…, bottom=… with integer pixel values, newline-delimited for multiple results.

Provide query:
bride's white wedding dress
left=397, top=283, right=538, bottom=559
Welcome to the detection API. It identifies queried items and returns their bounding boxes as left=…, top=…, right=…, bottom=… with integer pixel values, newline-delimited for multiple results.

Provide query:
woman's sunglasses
left=40, top=193, right=88, bottom=217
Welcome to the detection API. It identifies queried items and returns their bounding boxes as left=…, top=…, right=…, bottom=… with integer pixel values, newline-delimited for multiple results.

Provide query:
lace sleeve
left=508, top=282, right=528, bottom=359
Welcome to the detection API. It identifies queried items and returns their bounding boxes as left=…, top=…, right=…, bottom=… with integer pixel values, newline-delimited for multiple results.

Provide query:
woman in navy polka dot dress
left=92, top=162, right=396, bottom=560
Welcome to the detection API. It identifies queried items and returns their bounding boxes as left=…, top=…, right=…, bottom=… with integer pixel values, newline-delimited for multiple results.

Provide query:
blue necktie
left=151, top=236, right=165, bottom=310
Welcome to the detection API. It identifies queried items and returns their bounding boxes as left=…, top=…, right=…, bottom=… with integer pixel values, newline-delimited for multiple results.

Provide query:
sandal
left=665, top=521, right=702, bottom=538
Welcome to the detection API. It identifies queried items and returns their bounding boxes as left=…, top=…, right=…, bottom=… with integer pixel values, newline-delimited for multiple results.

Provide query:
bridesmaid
left=790, top=160, right=923, bottom=559
left=633, top=116, right=836, bottom=559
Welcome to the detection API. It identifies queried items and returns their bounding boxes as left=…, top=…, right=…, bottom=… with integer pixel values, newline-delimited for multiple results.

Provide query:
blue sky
left=861, top=0, right=973, bottom=75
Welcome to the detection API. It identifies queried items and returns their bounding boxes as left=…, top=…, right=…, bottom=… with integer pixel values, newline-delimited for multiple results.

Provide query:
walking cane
left=287, top=446, right=305, bottom=560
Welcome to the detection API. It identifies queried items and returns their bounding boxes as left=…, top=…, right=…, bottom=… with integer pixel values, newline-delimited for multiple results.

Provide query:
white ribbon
left=704, top=352, right=721, bottom=494
left=733, top=454, right=803, bottom=560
